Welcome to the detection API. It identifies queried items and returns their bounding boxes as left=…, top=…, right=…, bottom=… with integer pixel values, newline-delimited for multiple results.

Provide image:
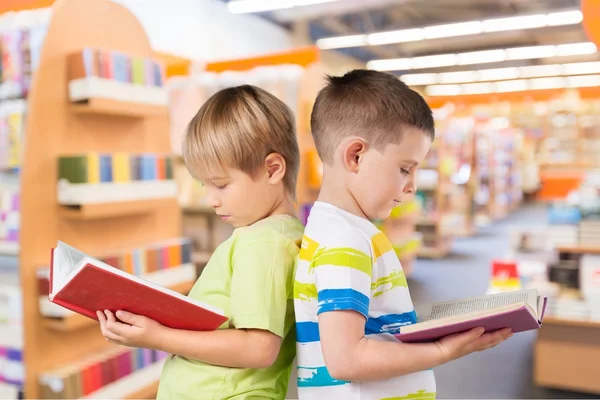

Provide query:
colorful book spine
left=58, top=153, right=174, bottom=183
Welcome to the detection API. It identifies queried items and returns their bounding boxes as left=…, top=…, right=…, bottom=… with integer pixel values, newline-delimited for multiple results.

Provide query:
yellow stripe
left=87, top=153, right=100, bottom=184
left=294, top=281, right=317, bottom=300
left=371, top=270, right=407, bottom=298
left=381, top=389, right=436, bottom=400
left=371, top=232, right=393, bottom=259
left=299, top=235, right=319, bottom=262
left=311, top=247, right=372, bottom=276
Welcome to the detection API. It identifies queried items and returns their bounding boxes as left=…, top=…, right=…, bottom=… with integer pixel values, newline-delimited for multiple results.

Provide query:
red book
left=49, top=241, right=227, bottom=331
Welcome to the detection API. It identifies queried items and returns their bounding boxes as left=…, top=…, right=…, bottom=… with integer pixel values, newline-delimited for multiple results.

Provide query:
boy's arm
left=313, top=230, right=512, bottom=382
left=100, top=236, right=292, bottom=369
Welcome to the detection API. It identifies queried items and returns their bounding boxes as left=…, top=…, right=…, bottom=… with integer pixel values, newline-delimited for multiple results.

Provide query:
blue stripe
left=298, top=366, right=349, bottom=388
left=365, top=311, right=417, bottom=335
left=296, top=321, right=320, bottom=343
left=317, top=288, right=370, bottom=317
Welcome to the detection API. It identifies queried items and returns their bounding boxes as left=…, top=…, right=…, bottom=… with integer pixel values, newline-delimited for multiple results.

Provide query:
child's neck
left=317, top=172, right=368, bottom=220
left=267, top=193, right=297, bottom=219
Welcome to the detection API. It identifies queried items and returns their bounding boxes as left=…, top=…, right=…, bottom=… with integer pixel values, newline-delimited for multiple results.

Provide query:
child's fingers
left=104, top=310, right=131, bottom=337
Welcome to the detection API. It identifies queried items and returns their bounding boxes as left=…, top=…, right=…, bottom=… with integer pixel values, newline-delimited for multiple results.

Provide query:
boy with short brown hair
left=294, top=70, right=512, bottom=399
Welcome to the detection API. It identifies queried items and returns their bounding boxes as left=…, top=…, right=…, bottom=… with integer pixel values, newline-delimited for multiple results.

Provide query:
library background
left=0, top=0, right=600, bottom=398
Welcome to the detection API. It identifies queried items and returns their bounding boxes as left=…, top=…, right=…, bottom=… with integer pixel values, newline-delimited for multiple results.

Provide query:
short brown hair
left=311, top=69, right=434, bottom=164
left=182, top=85, right=299, bottom=197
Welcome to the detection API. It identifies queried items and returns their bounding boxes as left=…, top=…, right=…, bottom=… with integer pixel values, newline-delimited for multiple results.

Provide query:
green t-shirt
left=157, top=214, right=304, bottom=400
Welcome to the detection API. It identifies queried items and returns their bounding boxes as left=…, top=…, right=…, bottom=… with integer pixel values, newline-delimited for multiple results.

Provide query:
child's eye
left=400, top=168, right=410, bottom=176
left=216, top=184, right=228, bottom=190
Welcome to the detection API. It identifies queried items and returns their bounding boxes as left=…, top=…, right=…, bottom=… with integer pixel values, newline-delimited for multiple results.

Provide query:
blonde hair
left=182, top=85, right=299, bottom=197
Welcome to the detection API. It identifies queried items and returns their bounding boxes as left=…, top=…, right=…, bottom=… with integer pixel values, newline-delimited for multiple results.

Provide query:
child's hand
left=435, top=327, right=513, bottom=363
left=97, top=310, right=166, bottom=350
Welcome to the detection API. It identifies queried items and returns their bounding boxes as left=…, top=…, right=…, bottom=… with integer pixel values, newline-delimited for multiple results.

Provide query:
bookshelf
left=18, top=0, right=184, bottom=398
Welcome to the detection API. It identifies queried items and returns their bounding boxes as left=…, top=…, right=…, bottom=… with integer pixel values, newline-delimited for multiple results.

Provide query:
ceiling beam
left=270, top=0, right=414, bottom=23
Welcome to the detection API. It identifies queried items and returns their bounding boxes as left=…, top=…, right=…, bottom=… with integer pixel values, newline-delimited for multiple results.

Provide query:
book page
left=52, top=241, right=90, bottom=294
left=426, top=289, right=538, bottom=321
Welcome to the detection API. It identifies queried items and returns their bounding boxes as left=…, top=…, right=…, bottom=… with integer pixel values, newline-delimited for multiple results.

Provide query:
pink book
left=395, top=289, right=548, bottom=343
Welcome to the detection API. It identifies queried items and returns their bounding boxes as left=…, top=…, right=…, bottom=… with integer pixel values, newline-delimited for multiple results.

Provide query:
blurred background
left=1, top=0, right=600, bottom=398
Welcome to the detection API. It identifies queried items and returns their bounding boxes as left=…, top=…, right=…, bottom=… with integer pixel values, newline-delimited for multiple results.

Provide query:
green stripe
left=294, top=281, right=318, bottom=300
left=311, top=247, right=372, bottom=276
left=371, top=270, right=408, bottom=298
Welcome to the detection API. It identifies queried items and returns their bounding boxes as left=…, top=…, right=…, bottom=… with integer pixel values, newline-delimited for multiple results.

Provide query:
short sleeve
left=313, top=229, right=373, bottom=319
left=229, top=236, right=293, bottom=338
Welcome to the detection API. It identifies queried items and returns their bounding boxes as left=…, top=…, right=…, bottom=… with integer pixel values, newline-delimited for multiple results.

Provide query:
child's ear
left=344, top=139, right=367, bottom=173
left=264, top=153, right=286, bottom=184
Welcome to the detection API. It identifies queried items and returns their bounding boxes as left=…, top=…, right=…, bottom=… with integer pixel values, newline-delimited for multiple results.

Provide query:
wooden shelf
left=59, top=198, right=177, bottom=220
left=124, top=380, right=159, bottom=399
left=556, top=245, right=600, bottom=255
left=43, top=279, right=195, bottom=333
left=543, top=316, right=600, bottom=329
left=70, top=98, right=168, bottom=118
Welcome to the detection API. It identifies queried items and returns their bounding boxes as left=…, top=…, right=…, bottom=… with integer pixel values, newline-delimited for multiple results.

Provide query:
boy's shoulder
left=233, top=214, right=304, bottom=251
left=304, top=202, right=376, bottom=255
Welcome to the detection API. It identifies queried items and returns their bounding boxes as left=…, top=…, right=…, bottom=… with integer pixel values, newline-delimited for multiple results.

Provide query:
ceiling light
left=316, top=34, right=367, bottom=49
left=368, top=42, right=597, bottom=72
left=228, top=0, right=336, bottom=14
left=367, top=29, right=424, bottom=46
left=507, top=45, right=557, bottom=60
left=423, top=21, right=482, bottom=39
left=562, top=61, right=600, bottom=75
left=400, top=73, right=438, bottom=85
left=519, top=65, right=563, bottom=78
left=411, top=54, right=457, bottom=69
left=424, top=74, right=600, bottom=96
left=425, top=85, right=462, bottom=96
left=458, top=49, right=506, bottom=65
left=556, top=42, right=597, bottom=57
left=316, top=8, right=582, bottom=50
left=546, top=10, right=583, bottom=26
left=437, top=71, right=479, bottom=84
left=478, top=67, right=520, bottom=81
left=495, top=79, right=529, bottom=93
left=529, top=77, right=565, bottom=90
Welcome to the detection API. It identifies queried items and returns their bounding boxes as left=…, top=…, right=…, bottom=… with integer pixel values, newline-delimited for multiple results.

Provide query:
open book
left=49, top=241, right=227, bottom=331
left=396, top=289, right=547, bottom=343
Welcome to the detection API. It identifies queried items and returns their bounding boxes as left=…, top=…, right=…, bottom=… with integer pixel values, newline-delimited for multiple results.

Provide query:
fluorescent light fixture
left=547, top=10, right=583, bottom=26
left=562, top=61, right=600, bottom=75
left=495, top=79, right=529, bottom=93
left=556, top=42, right=597, bottom=56
left=482, top=14, right=547, bottom=33
left=425, top=85, right=462, bottom=96
left=402, top=63, right=600, bottom=89
left=411, top=54, right=457, bottom=69
left=478, top=67, right=520, bottom=81
left=437, top=71, right=479, bottom=84
left=461, top=82, right=494, bottom=95
left=458, top=49, right=506, bottom=65
left=400, top=73, right=438, bottom=85
left=529, top=77, right=565, bottom=90
left=519, top=64, right=563, bottom=78
left=228, top=0, right=336, bottom=14
left=566, top=74, right=600, bottom=87
left=424, top=74, right=600, bottom=96
left=316, top=35, right=367, bottom=50
left=507, top=45, right=556, bottom=60
left=423, top=21, right=482, bottom=39
left=368, top=42, right=597, bottom=72
left=367, top=29, right=424, bottom=46
left=367, top=58, right=412, bottom=72
left=317, top=9, right=582, bottom=50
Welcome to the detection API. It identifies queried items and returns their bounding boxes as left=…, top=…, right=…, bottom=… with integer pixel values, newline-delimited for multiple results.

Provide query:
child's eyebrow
left=403, top=160, right=419, bottom=166
left=209, top=176, right=229, bottom=180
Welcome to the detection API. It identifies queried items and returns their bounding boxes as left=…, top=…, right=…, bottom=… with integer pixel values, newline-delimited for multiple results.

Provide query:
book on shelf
left=48, top=241, right=227, bottom=331
left=396, top=289, right=547, bottom=343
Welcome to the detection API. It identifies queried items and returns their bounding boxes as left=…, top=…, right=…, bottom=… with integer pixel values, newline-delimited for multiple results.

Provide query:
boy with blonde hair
left=97, top=85, right=303, bottom=399
left=294, top=70, right=512, bottom=399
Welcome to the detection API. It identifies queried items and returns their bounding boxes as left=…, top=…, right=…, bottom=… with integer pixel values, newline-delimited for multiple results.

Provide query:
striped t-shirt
left=294, top=201, right=436, bottom=400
